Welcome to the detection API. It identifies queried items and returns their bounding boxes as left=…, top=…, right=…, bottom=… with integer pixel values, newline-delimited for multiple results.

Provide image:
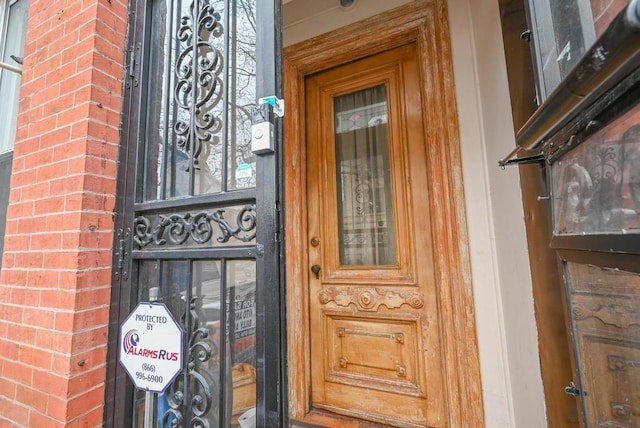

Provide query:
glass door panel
left=142, top=0, right=258, bottom=202
left=133, top=259, right=256, bottom=427
left=334, top=85, right=396, bottom=266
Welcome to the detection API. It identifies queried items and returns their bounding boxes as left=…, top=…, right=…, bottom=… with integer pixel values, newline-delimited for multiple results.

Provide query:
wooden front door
left=305, top=43, right=444, bottom=427
left=285, top=3, right=483, bottom=426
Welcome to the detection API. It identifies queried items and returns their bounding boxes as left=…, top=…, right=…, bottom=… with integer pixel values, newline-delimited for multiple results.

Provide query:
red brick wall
left=591, top=0, right=628, bottom=36
left=0, top=0, right=128, bottom=426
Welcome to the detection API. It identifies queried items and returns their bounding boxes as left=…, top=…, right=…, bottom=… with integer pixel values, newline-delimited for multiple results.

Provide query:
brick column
left=0, top=0, right=128, bottom=426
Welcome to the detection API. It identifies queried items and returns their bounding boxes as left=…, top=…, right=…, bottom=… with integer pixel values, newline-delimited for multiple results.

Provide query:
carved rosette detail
left=357, top=290, right=375, bottom=309
left=572, top=304, right=587, bottom=320
left=319, top=290, right=330, bottom=305
left=133, top=205, right=256, bottom=247
left=318, top=287, right=424, bottom=311
left=407, top=295, right=424, bottom=309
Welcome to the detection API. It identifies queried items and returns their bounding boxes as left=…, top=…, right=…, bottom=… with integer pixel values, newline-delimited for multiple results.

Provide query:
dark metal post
left=255, top=0, right=285, bottom=426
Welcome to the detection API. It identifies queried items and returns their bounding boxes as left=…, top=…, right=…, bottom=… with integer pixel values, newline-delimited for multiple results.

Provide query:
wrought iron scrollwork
left=133, top=205, right=257, bottom=247
left=163, top=297, right=219, bottom=428
left=175, top=0, right=224, bottom=167
left=592, top=144, right=618, bottom=183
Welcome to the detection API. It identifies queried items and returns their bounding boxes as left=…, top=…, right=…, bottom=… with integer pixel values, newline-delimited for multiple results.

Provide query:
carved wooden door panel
left=563, top=262, right=640, bottom=427
left=305, top=43, right=446, bottom=427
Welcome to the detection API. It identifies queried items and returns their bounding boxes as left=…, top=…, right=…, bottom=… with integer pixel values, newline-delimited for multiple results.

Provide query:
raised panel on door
left=563, top=261, right=640, bottom=427
left=306, top=43, right=445, bottom=427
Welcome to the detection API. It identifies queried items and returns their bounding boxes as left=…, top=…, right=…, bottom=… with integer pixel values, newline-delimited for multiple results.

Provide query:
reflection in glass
left=0, top=0, right=29, bottom=153
left=135, top=260, right=221, bottom=427
left=528, top=0, right=628, bottom=100
left=141, top=0, right=257, bottom=202
left=564, top=262, right=640, bottom=426
left=334, top=85, right=397, bottom=266
left=226, top=260, right=257, bottom=424
left=226, top=1, right=257, bottom=191
left=529, top=0, right=595, bottom=98
left=133, top=259, right=256, bottom=427
left=552, top=103, right=640, bottom=234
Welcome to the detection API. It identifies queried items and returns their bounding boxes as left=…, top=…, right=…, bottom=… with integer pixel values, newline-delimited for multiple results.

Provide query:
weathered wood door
left=305, top=43, right=446, bottom=427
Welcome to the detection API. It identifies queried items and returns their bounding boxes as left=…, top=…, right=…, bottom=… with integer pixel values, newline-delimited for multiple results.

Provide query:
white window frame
left=0, top=0, right=28, bottom=155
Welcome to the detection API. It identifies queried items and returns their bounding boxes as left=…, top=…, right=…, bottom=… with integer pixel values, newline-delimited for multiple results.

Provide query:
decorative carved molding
left=572, top=292, right=639, bottom=329
left=319, top=286, right=423, bottom=311
left=606, top=355, right=638, bottom=422
left=608, top=354, right=640, bottom=371
left=396, top=365, right=406, bottom=377
left=610, top=403, right=631, bottom=420
left=339, top=357, right=348, bottom=368
left=133, top=205, right=256, bottom=247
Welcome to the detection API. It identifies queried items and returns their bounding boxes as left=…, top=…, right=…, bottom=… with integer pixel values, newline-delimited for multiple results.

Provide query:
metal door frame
left=103, top=1, right=285, bottom=426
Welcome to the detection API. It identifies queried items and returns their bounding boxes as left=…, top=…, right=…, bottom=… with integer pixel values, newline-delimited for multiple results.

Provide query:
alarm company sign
left=119, top=302, right=184, bottom=393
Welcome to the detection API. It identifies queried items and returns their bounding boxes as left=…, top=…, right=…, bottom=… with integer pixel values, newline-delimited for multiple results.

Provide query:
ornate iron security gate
left=104, top=1, right=284, bottom=426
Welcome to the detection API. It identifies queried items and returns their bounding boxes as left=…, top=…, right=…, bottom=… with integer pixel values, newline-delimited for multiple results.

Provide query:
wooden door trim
left=284, top=1, right=484, bottom=425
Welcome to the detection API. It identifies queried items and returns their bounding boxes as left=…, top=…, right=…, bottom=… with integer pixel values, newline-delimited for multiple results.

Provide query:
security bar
left=0, top=61, right=22, bottom=75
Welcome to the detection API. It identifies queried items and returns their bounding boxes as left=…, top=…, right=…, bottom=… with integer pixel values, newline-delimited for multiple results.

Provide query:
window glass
left=528, top=0, right=628, bottom=100
left=551, top=102, right=640, bottom=235
left=141, top=0, right=256, bottom=201
left=0, top=0, right=29, bottom=153
left=334, top=84, right=397, bottom=266
left=0, top=0, right=29, bottom=270
left=134, top=259, right=256, bottom=427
